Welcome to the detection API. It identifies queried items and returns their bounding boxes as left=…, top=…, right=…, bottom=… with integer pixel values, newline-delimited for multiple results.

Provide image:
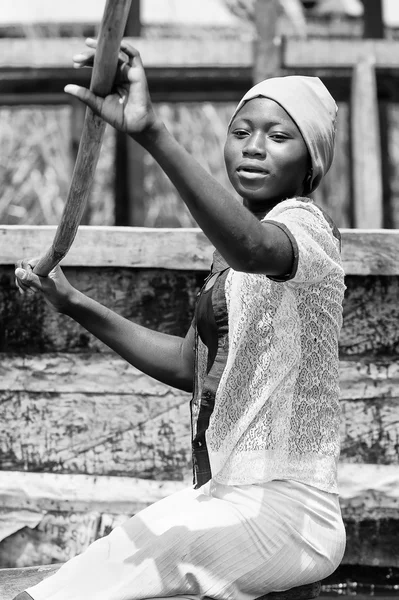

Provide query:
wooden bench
left=0, top=564, right=321, bottom=600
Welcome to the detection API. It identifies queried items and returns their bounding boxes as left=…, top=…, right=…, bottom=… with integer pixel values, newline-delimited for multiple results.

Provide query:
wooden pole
left=114, top=0, right=146, bottom=227
left=351, top=56, right=383, bottom=228
left=253, top=0, right=281, bottom=84
left=33, top=0, right=133, bottom=277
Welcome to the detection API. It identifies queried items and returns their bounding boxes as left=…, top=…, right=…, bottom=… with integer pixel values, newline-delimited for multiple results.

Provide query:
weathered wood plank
left=3, top=226, right=399, bottom=275
left=283, top=39, right=399, bottom=69
left=3, top=353, right=399, bottom=398
left=3, top=38, right=399, bottom=72
left=1, top=353, right=399, bottom=474
left=0, top=564, right=61, bottom=600
left=0, top=390, right=397, bottom=474
left=351, top=58, right=383, bottom=228
left=0, top=390, right=192, bottom=478
left=0, top=38, right=252, bottom=69
left=4, top=269, right=399, bottom=356
left=341, top=275, right=399, bottom=357
left=1, top=226, right=213, bottom=270
left=1, top=266, right=204, bottom=353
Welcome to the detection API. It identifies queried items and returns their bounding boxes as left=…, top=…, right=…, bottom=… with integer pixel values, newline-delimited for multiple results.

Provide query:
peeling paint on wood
left=1, top=353, right=399, bottom=473
left=0, top=390, right=192, bottom=478
left=341, top=276, right=399, bottom=357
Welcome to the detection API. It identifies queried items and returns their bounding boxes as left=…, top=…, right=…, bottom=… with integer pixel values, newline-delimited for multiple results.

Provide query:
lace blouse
left=191, top=198, right=345, bottom=494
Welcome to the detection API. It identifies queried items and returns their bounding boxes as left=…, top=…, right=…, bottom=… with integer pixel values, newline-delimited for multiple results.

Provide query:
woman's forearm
left=136, top=123, right=292, bottom=275
left=64, top=289, right=194, bottom=392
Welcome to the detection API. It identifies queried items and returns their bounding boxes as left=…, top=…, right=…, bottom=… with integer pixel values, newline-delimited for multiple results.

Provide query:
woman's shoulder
left=266, top=197, right=341, bottom=249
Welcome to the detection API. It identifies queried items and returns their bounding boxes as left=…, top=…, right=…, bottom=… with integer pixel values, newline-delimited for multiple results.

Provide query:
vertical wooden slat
left=114, top=0, right=146, bottom=226
left=253, top=0, right=281, bottom=84
left=362, top=0, right=384, bottom=39
left=351, top=57, right=383, bottom=228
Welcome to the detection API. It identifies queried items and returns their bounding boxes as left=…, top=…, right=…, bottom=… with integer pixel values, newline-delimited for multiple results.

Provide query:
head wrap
left=228, top=76, right=338, bottom=193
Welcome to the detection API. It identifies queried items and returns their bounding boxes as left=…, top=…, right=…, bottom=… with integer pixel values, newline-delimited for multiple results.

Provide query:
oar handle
left=33, top=0, right=132, bottom=277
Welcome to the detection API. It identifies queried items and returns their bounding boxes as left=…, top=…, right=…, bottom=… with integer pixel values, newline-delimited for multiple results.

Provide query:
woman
left=14, top=40, right=346, bottom=600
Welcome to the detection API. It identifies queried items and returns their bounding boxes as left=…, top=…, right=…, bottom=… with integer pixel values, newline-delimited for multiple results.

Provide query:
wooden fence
left=1, top=225, right=399, bottom=576
left=2, top=34, right=399, bottom=228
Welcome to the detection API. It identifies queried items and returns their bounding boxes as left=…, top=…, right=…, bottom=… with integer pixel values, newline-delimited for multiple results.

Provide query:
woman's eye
left=270, top=133, right=288, bottom=142
left=232, top=129, right=249, bottom=138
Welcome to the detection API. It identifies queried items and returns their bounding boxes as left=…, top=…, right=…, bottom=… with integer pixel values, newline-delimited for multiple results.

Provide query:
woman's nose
left=242, top=132, right=266, bottom=157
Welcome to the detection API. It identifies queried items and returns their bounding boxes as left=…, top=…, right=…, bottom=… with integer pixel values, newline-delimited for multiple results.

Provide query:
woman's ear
left=303, top=169, right=313, bottom=195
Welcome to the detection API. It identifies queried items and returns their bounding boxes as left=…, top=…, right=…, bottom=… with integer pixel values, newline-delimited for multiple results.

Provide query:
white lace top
left=205, top=199, right=346, bottom=494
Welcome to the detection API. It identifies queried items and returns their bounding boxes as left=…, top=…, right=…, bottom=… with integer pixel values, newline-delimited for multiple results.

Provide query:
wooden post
left=362, top=0, right=384, bottom=39
left=350, top=57, right=383, bottom=228
left=114, top=0, right=146, bottom=226
left=253, top=0, right=281, bottom=84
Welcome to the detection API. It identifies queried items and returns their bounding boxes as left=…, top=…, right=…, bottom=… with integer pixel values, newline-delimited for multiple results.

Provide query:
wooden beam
left=253, top=0, right=281, bottom=84
left=3, top=37, right=399, bottom=74
left=2, top=353, right=399, bottom=400
left=283, top=39, right=399, bottom=69
left=0, top=38, right=252, bottom=69
left=351, top=58, right=383, bottom=228
left=2, top=226, right=399, bottom=274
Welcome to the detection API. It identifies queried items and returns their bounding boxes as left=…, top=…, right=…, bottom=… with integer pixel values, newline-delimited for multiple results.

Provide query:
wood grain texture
left=2, top=353, right=399, bottom=398
left=3, top=226, right=399, bottom=274
left=0, top=389, right=191, bottom=478
left=0, top=564, right=61, bottom=600
left=283, top=39, right=399, bottom=69
left=1, top=226, right=213, bottom=269
left=1, top=353, right=399, bottom=474
left=351, top=59, right=383, bottom=228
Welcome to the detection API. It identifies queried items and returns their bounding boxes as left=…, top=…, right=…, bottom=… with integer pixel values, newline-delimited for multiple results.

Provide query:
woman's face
left=224, top=97, right=310, bottom=212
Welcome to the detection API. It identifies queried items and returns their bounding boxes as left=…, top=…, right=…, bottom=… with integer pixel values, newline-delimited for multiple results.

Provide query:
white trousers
left=27, top=479, right=346, bottom=600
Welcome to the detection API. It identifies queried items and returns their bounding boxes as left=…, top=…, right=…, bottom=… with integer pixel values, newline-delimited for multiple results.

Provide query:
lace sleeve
left=264, top=200, right=341, bottom=284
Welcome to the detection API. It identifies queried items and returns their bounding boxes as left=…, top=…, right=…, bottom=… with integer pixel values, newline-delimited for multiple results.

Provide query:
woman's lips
left=237, top=167, right=268, bottom=180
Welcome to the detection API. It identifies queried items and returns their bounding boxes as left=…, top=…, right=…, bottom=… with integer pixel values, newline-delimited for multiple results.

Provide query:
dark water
left=321, top=566, right=399, bottom=598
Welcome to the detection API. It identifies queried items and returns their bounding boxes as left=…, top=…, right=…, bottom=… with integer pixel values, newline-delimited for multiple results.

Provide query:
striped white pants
left=26, top=479, right=346, bottom=600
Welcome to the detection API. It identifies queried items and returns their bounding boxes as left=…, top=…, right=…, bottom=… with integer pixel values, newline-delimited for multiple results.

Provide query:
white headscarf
left=228, top=76, right=338, bottom=193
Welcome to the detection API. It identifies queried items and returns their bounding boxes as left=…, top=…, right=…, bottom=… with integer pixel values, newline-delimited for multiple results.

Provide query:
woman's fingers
left=120, top=41, right=141, bottom=62
left=15, top=267, right=42, bottom=294
left=64, top=84, right=104, bottom=115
